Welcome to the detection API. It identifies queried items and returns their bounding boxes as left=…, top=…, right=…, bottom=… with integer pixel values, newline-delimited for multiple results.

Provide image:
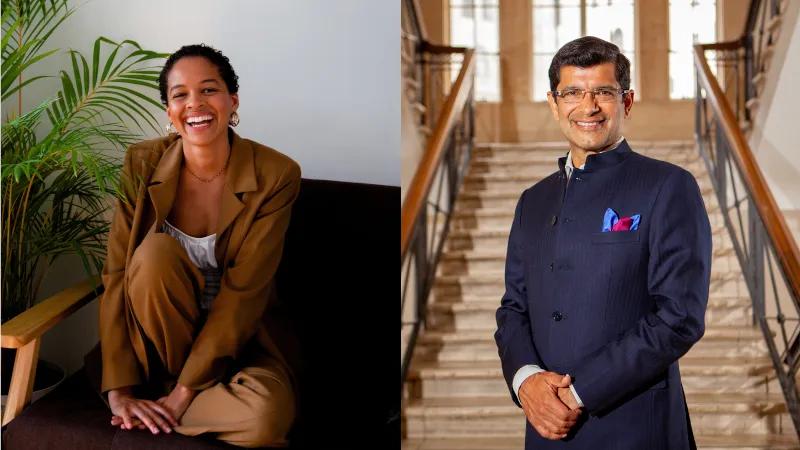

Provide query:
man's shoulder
left=627, top=151, right=693, bottom=184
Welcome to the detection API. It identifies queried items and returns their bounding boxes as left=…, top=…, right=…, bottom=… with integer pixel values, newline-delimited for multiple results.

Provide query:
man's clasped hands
left=518, top=372, right=583, bottom=440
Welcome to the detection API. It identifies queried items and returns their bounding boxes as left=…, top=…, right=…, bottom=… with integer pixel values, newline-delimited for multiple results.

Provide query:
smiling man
left=494, top=36, right=712, bottom=449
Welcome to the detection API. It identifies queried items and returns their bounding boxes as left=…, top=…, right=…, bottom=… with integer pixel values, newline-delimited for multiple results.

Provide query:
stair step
left=463, top=164, right=712, bottom=182
left=407, top=357, right=777, bottom=399
left=458, top=185, right=716, bottom=199
left=467, top=153, right=706, bottom=169
left=460, top=174, right=714, bottom=197
left=473, top=140, right=695, bottom=155
left=470, top=147, right=699, bottom=165
left=404, top=393, right=793, bottom=439
left=437, top=246, right=740, bottom=275
left=428, top=295, right=754, bottom=329
left=402, top=435, right=800, bottom=450
left=429, top=294, right=750, bottom=309
left=455, top=186, right=718, bottom=211
left=413, top=326, right=768, bottom=363
left=446, top=224, right=735, bottom=253
left=420, top=326, right=764, bottom=342
left=449, top=205, right=728, bottom=230
left=435, top=270, right=748, bottom=297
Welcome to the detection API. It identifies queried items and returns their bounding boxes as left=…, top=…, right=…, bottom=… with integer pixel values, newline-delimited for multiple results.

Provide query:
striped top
left=162, top=221, right=221, bottom=313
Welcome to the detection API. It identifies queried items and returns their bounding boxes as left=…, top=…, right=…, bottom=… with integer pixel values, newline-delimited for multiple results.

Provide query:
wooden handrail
left=1, top=276, right=103, bottom=349
left=421, top=43, right=470, bottom=54
left=693, top=44, right=800, bottom=303
left=400, top=49, right=475, bottom=256
left=699, top=39, right=744, bottom=51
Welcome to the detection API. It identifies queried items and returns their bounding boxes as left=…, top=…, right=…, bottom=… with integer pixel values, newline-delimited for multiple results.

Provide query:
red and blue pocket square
left=603, top=208, right=640, bottom=232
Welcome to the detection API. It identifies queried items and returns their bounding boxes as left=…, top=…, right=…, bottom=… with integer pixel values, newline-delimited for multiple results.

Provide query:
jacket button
left=551, top=215, right=557, bottom=225
left=552, top=311, right=563, bottom=321
left=550, top=263, right=554, bottom=272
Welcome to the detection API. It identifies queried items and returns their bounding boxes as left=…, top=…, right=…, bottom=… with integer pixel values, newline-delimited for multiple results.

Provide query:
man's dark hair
left=548, top=36, right=631, bottom=93
left=158, top=44, right=239, bottom=106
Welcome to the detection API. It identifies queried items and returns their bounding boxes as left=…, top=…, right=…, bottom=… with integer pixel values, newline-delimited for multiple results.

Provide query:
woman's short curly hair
left=158, top=44, right=239, bottom=106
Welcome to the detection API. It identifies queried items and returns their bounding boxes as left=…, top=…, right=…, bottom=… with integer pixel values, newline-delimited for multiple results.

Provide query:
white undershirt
left=162, top=220, right=217, bottom=270
left=162, top=221, right=220, bottom=312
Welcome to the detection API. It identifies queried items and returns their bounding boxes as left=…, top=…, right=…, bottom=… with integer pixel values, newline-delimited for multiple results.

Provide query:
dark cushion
left=2, top=178, right=399, bottom=449
left=2, top=369, right=239, bottom=450
left=277, top=179, right=399, bottom=448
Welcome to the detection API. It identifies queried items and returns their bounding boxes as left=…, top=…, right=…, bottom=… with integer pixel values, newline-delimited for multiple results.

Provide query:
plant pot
left=1, top=348, right=66, bottom=414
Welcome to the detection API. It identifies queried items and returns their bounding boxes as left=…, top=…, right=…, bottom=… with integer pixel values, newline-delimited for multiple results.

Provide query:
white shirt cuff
left=512, top=366, right=585, bottom=408
left=512, top=365, right=545, bottom=403
left=568, top=378, right=585, bottom=408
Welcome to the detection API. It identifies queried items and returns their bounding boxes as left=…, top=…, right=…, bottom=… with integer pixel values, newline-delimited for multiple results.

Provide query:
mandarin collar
left=558, top=138, right=632, bottom=174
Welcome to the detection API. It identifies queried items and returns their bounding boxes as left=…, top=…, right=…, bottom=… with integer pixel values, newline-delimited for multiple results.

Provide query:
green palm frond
left=1, top=0, right=72, bottom=101
left=47, top=38, right=170, bottom=134
left=1, top=0, right=166, bottom=322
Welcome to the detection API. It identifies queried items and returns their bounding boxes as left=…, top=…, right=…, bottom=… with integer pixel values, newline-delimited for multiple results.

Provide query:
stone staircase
left=402, top=141, right=800, bottom=449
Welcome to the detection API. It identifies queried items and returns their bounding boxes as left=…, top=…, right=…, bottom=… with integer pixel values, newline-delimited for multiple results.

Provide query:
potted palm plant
left=1, top=0, right=168, bottom=408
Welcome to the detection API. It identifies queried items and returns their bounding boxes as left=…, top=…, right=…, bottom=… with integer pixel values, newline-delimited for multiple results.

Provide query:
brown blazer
left=99, top=129, right=302, bottom=395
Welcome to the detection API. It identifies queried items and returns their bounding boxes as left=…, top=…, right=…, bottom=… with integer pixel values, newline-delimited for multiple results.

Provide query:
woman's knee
left=128, top=233, right=193, bottom=305
left=234, top=410, right=294, bottom=448
left=130, top=233, right=184, bottom=273
left=232, top=379, right=295, bottom=447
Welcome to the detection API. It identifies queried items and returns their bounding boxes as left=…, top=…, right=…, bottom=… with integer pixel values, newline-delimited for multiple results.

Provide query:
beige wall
left=420, top=0, right=750, bottom=143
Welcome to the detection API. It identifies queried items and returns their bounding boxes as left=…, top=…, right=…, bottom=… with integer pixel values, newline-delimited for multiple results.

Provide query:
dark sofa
left=2, top=178, right=399, bottom=449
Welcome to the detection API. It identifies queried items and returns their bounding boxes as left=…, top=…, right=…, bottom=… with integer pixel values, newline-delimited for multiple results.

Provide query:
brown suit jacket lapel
left=215, top=131, right=258, bottom=269
left=146, top=138, right=183, bottom=238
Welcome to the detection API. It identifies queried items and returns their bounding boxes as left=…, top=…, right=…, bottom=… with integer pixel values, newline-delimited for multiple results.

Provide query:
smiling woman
left=94, top=44, right=301, bottom=448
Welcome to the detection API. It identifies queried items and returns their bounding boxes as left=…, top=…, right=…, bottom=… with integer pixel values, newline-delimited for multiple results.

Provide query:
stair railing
left=694, top=0, right=800, bottom=438
left=743, top=0, right=783, bottom=119
left=400, top=1, right=476, bottom=392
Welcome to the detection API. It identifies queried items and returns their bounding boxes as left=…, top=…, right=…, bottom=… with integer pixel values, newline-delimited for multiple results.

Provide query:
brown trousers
left=122, top=233, right=295, bottom=448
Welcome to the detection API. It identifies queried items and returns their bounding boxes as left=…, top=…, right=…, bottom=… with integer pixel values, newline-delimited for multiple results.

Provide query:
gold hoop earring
left=165, top=122, right=177, bottom=134
left=229, top=112, right=240, bottom=127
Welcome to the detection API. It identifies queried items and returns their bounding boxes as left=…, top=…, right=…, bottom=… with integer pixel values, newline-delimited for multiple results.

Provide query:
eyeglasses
left=551, top=88, right=632, bottom=104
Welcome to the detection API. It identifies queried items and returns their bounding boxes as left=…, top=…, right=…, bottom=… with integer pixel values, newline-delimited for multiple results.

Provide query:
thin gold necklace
left=183, top=161, right=229, bottom=183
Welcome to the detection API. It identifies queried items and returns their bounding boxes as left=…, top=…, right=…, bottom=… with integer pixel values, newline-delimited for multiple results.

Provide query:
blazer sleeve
left=177, top=160, right=301, bottom=390
left=495, top=191, right=546, bottom=407
left=569, top=168, right=712, bottom=415
left=99, top=146, right=146, bottom=393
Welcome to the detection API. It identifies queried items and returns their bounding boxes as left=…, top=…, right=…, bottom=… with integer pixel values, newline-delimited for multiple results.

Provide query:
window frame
left=531, top=0, right=636, bottom=102
left=668, top=0, right=718, bottom=100
left=449, top=0, right=502, bottom=102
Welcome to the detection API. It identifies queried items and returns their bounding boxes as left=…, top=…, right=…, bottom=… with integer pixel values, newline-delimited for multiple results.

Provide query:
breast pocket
left=591, top=230, right=640, bottom=244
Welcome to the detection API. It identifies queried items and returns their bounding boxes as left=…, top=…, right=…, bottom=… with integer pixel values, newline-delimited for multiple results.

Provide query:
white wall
left=750, top=1, right=800, bottom=210
left=26, top=0, right=400, bottom=186
left=8, top=0, right=399, bottom=376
